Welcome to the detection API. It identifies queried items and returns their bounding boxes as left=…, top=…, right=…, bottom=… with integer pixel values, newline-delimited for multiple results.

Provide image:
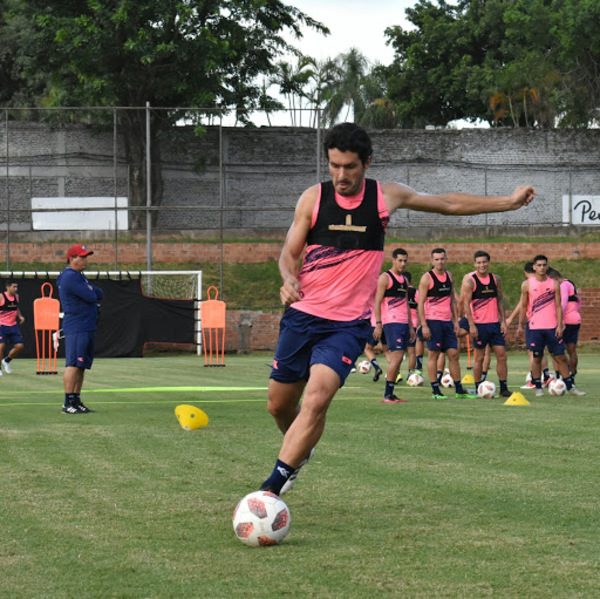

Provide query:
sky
left=287, top=0, right=417, bottom=66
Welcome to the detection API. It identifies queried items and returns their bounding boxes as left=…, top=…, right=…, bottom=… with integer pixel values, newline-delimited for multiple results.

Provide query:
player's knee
left=532, top=349, right=544, bottom=358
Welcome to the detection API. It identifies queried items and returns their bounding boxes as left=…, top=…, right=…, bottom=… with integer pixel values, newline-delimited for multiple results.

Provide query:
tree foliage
left=0, top=0, right=326, bottom=226
left=383, top=0, right=600, bottom=128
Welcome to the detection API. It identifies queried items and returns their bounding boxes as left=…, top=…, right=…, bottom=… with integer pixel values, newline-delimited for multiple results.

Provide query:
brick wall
left=4, top=240, right=600, bottom=265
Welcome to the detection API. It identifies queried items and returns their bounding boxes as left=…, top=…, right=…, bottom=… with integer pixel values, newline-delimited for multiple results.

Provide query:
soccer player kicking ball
left=259, top=122, right=536, bottom=496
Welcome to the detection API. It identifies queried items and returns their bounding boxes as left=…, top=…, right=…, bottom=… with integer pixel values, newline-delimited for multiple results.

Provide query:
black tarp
left=9, top=275, right=196, bottom=358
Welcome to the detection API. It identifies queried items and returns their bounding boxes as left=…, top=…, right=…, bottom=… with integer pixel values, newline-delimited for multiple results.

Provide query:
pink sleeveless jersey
left=381, top=273, right=409, bottom=324
left=0, top=294, right=18, bottom=326
left=561, top=280, right=581, bottom=325
left=469, top=271, right=499, bottom=324
left=291, top=182, right=388, bottom=321
left=424, top=272, right=453, bottom=321
left=528, top=277, right=557, bottom=330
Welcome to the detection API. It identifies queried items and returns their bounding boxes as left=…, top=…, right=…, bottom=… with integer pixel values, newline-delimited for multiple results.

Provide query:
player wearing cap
left=0, top=280, right=26, bottom=375
left=57, top=244, right=104, bottom=414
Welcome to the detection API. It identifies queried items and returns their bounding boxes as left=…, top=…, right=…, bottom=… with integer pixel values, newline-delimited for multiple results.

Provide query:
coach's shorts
left=425, top=320, right=458, bottom=352
left=65, top=331, right=96, bottom=369
left=527, top=328, right=565, bottom=356
left=563, top=323, right=580, bottom=345
left=270, top=307, right=370, bottom=386
left=383, top=322, right=410, bottom=352
left=366, top=326, right=387, bottom=348
left=473, top=322, right=506, bottom=349
left=0, top=324, right=23, bottom=345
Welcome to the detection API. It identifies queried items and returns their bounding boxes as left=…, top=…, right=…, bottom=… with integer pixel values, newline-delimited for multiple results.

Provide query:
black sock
left=64, top=393, right=76, bottom=407
left=4, top=357, right=12, bottom=363
left=260, top=459, right=295, bottom=495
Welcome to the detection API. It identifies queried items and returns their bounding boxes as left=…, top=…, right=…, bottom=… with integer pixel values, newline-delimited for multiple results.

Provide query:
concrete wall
left=2, top=122, right=599, bottom=236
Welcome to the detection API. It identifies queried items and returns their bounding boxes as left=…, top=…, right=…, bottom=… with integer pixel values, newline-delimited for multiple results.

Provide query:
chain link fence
left=2, top=106, right=599, bottom=268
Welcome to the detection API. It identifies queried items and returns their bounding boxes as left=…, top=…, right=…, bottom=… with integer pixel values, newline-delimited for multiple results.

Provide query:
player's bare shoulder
left=380, top=181, right=418, bottom=214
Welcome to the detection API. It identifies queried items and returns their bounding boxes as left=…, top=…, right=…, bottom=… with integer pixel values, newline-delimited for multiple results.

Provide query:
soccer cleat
left=280, top=448, right=316, bottom=495
left=456, top=393, right=478, bottom=399
left=372, top=366, right=383, bottom=382
left=431, top=393, right=447, bottom=400
left=568, top=387, right=586, bottom=396
left=61, top=404, right=82, bottom=414
left=520, top=381, right=536, bottom=390
left=382, top=395, right=407, bottom=403
left=75, top=401, right=94, bottom=413
left=500, top=388, right=512, bottom=398
left=535, top=388, right=544, bottom=397
left=2, top=359, right=11, bottom=374
left=395, top=373, right=403, bottom=384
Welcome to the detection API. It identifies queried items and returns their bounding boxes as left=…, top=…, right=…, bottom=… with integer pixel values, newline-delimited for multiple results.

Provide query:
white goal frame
left=1, top=270, right=204, bottom=355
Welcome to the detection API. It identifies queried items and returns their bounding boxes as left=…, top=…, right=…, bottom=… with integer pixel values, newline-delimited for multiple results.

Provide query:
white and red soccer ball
left=477, top=380, right=497, bottom=399
left=232, top=491, right=291, bottom=547
left=440, top=373, right=454, bottom=388
left=357, top=360, right=372, bottom=374
left=548, top=378, right=567, bottom=396
left=407, top=372, right=424, bottom=387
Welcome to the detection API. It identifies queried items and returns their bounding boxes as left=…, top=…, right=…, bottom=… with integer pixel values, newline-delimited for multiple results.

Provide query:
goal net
left=2, top=270, right=203, bottom=358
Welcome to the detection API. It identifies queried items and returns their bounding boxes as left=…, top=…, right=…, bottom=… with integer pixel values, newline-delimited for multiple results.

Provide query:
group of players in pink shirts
left=368, top=249, right=584, bottom=403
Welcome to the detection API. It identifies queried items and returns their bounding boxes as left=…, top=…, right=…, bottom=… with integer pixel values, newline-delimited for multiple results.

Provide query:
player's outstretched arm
left=382, top=182, right=536, bottom=216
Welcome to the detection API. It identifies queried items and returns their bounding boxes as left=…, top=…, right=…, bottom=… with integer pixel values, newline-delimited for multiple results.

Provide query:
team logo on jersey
left=329, top=214, right=367, bottom=233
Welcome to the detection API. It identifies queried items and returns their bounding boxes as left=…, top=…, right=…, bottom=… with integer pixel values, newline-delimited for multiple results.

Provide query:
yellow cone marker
left=503, top=392, right=531, bottom=406
left=175, top=404, right=209, bottom=429
left=461, top=373, right=475, bottom=385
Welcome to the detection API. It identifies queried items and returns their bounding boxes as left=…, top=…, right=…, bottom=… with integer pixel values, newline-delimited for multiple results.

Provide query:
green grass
left=1, top=354, right=599, bottom=598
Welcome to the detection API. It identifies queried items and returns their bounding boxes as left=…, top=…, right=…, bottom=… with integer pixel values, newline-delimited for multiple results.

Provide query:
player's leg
left=492, top=344, right=510, bottom=397
left=267, top=379, right=306, bottom=434
left=548, top=335, right=584, bottom=395
left=473, top=346, right=486, bottom=385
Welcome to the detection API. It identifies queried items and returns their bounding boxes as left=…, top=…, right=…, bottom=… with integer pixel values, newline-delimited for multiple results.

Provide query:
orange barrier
left=200, top=286, right=226, bottom=367
left=466, top=334, right=472, bottom=370
left=33, top=282, right=60, bottom=374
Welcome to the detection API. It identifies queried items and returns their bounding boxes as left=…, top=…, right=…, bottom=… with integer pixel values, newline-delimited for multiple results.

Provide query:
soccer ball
left=232, top=491, right=291, bottom=547
left=407, top=373, right=424, bottom=387
left=548, top=378, right=567, bottom=396
left=357, top=360, right=372, bottom=374
left=440, top=373, right=454, bottom=388
left=477, top=380, right=497, bottom=399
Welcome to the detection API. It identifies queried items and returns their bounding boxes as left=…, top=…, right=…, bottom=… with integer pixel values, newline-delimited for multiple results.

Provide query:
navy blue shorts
left=367, top=326, right=387, bottom=347
left=563, top=324, right=580, bottom=345
left=528, top=328, right=565, bottom=356
left=270, top=308, right=370, bottom=386
left=383, top=322, right=410, bottom=352
left=473, top=322, right=505, bottom=349
left=426, top=320, right=458, bottom=352
left=0, top=324, right=23, bottom=345
left=65, top=331, right=96, bottom=369
left=458, top=316, right=470, bottom=333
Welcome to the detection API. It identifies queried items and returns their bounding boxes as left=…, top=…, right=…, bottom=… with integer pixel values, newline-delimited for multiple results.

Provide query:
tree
left=383, top=0, right=600, bottom=128
left=3, top=1, right=326, bottom=228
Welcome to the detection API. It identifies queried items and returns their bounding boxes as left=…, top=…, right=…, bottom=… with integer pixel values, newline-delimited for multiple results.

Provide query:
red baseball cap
left=66, top=244, right=94, bottom=261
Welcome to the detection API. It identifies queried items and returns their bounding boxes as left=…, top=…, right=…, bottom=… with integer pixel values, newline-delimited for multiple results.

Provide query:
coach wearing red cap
left=57, top=244, right=103, bottom=414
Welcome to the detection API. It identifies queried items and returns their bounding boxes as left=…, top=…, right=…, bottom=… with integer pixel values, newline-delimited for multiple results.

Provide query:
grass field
left=1, top=353, right=599, bottom=599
